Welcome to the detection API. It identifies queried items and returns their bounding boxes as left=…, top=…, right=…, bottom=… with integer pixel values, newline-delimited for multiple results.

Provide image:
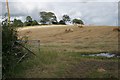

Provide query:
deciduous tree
left=72, top=18, right=84, bottom=24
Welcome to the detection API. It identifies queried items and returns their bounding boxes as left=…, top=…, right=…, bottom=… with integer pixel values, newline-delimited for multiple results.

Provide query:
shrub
left=24, top=21, right=32, bottom=26
left=72, top=18, right=84, bottom=24
left=31, top=20, right=39, bottom=26
left=2, top=19, right=25, bottom=78
left=13, top=19, right=23, bottom=27
left=59, top=20, right=66, bottom=25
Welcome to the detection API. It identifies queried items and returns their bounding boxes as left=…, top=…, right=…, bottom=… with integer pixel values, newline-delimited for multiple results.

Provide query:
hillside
left=18, top=25, right=119, bottom=53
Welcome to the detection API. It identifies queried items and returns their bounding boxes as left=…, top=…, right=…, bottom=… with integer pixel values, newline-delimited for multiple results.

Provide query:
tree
left=26, top=16, right=32, bottom=22
left=39, top=11, right=57, bottom=24
left=13, top=19, right=23, bottom=27
left=24, top=21, right=31, bottom=26
left=24, top=16, right=34, bottom=26
left=32, top=20, right=39, bottom=26
left=52, top=21, right=58, bottom=24
left=62, top=15, right=70, bottom=23
left=72, top=18, right=84, bottom=24
left=39, top=11, right=48, bottom=24
left=59, top=20, right=66, bottom=25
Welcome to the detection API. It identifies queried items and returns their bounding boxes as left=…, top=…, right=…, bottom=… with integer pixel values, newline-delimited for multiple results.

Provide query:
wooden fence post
left=38, top=40, right=40, bottom=53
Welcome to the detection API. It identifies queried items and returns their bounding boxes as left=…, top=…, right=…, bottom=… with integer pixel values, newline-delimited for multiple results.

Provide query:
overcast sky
left=0, top=0, right=119, bottom=26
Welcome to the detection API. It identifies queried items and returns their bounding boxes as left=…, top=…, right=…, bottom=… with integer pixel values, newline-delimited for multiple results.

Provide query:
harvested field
left=18, top=25, right=119, bottom=53
left=12, top=25, right=119, bottom=78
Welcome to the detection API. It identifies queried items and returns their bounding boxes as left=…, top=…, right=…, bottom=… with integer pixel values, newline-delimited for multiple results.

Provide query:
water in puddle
left=81, top=53, right=119, bottom=58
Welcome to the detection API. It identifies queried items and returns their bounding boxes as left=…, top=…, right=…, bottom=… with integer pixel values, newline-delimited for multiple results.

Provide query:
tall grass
left=9, top=45, right=119, bottom=78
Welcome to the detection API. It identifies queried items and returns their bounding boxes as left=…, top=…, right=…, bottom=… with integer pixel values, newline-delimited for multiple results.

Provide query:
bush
left=13, top=19, right=23, bottom=27
left=52, top=21, right=58, bottom=24
left=59, top=20, right=66, bottom=25
left=24, top=20, right=39, bottom=26
left=2, top=19, right=25, bottom=78
left=31, top=20, right=39, bottom=26
left=72, top=19, right=84, bottom=24
left=24, top=21, right=32, bottom=26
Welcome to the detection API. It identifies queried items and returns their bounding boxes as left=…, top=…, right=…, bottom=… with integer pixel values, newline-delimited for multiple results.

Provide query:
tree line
left=13, top=11, right=84, bottom=27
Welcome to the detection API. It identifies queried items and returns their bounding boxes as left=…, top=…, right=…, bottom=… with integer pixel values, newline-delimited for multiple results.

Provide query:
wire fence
left=15, top=40, right=40, bottom=63
left=17, top=40, right=40, bottom=53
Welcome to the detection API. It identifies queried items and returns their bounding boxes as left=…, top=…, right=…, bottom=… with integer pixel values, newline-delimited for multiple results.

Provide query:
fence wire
left=17, top=40, right=40, bottom=54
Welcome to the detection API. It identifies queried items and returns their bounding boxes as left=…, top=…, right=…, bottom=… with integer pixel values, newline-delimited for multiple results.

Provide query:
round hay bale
left=65, top=29, right=69, bottom=32
left=97, top=68, right=106, bottom=72
left=113, top=28, right=120, bottom=31
left=26, top=31, right=32, bottom=34
left=69, top=28, right=73, bottom=32
left=78, top=24, right=83, bottom=28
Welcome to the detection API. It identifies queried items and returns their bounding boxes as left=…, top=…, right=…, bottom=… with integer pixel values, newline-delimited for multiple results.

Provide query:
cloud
left=118, top=2, right=120, bottom=26
left=0, top=1, right=118, bottom=26
left=1, top=0, right=119, bottom=2
left=79, top=2, right=118, bottom=25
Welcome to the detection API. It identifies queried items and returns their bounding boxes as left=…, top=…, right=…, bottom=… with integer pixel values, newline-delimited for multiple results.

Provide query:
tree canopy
left=24, top=16, right=39, bottom=26
left=13, top=19, right=23, bottom=27
left=72, top=18, right=84, bottom=24
left=62, top=15, right=71, bottom=23
left=31, top=20, right=39, bottom=26
left=39, top=11, right=57, bottom=24
left=26, top=16, right=32, bottom=22
left=59, top=20, right=66, bottom=25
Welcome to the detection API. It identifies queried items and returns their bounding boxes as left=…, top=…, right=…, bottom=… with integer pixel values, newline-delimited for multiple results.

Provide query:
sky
left=0, top=0, right=119, bottom=26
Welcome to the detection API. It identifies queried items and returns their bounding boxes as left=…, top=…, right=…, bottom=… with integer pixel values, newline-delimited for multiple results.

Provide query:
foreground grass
left=9, top=45, right=119, bottom=78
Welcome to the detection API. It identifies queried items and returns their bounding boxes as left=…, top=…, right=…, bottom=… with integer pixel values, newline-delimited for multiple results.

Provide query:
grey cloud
left=1, top=0, right=119, bottom=2
left=0, top=1, right=118, bottom=26
left=118, top=2, right=120, bottom=26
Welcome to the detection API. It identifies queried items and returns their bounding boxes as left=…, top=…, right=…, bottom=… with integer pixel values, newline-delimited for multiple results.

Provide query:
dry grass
left=12, top=25, right=119, bottom=78
left=18, top=25, right=119, bottom=53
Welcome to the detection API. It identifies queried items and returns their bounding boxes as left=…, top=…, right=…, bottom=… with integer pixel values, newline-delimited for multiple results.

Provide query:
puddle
left=81, top=53, right=119, bottom=58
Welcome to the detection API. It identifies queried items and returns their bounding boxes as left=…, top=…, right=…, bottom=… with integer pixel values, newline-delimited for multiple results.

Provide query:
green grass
left=8, top=44, right=119, bottom=78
